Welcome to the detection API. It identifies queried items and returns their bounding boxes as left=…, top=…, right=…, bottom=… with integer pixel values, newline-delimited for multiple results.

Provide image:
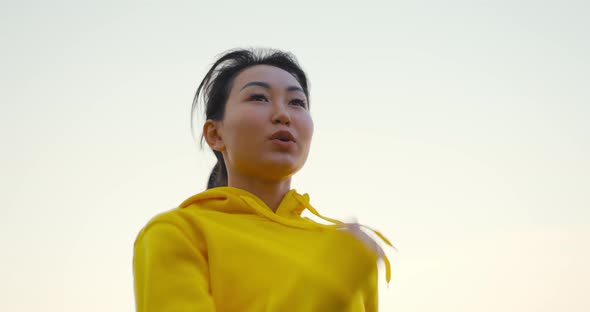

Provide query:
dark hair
left=191, top=48, right=310, bottom=189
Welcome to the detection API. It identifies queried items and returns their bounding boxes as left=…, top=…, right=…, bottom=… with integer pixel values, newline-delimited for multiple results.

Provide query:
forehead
left=233, top=65, right=302, bottom=90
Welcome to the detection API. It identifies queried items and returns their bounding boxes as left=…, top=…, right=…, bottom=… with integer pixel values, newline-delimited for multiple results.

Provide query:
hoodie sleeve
left=362, top=266, right=379, bottom=311
left=133, top=222, right=215, bottom=312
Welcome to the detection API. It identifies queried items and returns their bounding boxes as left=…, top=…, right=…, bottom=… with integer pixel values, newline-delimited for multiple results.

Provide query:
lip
left=270, top=138, right=296, bottom=149
left=269, top=130, right=296, bottom=143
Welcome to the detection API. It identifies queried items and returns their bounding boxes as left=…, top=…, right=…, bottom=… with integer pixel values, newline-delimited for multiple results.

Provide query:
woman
left=133, top=48, right=392, bottom=311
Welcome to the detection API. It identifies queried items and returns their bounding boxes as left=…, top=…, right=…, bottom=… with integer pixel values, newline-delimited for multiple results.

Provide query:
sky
left=1, top=0, right=588, bottom=311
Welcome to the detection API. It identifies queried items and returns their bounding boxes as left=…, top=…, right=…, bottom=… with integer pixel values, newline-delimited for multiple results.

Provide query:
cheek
left=298, top=114, right=314, bottom=145
left=224, top=108, right=266, bottom=146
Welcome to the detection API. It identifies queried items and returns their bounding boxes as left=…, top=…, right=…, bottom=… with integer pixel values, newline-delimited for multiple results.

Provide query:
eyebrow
left=240, top=81, right=304, bottom=93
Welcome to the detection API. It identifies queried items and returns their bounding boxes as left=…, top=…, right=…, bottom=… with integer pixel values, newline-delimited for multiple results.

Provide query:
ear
left=203, top=119, right=225, bottom=152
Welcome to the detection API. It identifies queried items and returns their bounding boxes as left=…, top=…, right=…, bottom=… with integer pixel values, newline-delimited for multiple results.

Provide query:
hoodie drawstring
left=293, top=193, right=394, bottom=284
left=240, top=192, right=393, bottom=284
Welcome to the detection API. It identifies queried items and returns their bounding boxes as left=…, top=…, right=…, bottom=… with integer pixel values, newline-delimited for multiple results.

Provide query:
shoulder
left=134, top=206, right=207, bottom=249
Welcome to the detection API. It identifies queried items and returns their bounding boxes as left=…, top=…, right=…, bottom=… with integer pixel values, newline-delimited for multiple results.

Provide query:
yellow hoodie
left=133, top=187, right=391, bottom=311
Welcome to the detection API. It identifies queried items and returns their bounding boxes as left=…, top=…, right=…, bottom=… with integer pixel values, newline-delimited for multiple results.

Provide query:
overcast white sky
left=1, top=0, right=589, bottom=311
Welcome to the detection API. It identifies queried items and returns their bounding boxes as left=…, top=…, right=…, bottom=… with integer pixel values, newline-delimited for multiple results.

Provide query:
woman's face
left=206, top=65, right=314, bottom=182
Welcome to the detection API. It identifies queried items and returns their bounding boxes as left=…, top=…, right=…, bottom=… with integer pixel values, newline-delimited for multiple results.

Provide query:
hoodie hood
left=179, top=186, right=393, bottom=283
left=179, top=187, right=307, bottom=220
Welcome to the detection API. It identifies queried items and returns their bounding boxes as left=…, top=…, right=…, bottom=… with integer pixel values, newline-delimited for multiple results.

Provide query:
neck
left=227, top=173, right=292, bottom=212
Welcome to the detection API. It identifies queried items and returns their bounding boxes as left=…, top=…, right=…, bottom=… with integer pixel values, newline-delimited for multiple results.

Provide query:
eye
left=248, top=94, right=269, bottom=102
left=290, top=98, right=307, bottom=108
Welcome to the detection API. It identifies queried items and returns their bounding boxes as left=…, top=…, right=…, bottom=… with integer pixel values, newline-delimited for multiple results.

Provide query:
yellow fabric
left=133, top=187, right=391, bottom=311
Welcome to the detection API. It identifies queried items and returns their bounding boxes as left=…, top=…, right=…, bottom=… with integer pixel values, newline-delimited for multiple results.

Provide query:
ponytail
left=207, top=150, right=228, bottom=189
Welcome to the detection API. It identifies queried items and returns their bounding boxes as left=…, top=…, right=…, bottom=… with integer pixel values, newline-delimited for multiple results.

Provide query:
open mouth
left=270, top=130, right=296, bottom=143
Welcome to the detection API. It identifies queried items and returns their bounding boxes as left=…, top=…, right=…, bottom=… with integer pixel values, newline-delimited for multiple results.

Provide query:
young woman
left=133, top=48, right=392, bottom=311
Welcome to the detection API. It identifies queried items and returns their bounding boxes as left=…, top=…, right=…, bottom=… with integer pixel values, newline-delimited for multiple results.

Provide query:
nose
left=271, top=103, right=291, bottom=126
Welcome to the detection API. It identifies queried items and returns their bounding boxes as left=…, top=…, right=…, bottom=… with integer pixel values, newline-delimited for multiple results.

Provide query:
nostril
left=273, top=114, right=291, bottom=125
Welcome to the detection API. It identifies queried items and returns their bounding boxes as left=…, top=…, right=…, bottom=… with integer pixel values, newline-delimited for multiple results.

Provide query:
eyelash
left=249, top=94, right=269, bottom=102
left=248, top=94, right=307, bottom=108
left=290, top=99, right=307, bottom=107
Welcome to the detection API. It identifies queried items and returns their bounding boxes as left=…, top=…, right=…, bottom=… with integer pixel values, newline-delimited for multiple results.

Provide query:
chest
left=198, top=214, right=374, bottom=311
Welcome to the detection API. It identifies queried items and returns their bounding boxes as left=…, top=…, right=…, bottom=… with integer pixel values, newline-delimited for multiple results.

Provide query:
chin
left=259, top=159, right=304, bottom=180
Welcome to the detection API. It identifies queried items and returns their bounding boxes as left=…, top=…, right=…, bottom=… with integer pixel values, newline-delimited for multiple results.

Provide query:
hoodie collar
left=179, top=186, right=305, bottom=218
left=179, top=186, right=393, bottom=283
